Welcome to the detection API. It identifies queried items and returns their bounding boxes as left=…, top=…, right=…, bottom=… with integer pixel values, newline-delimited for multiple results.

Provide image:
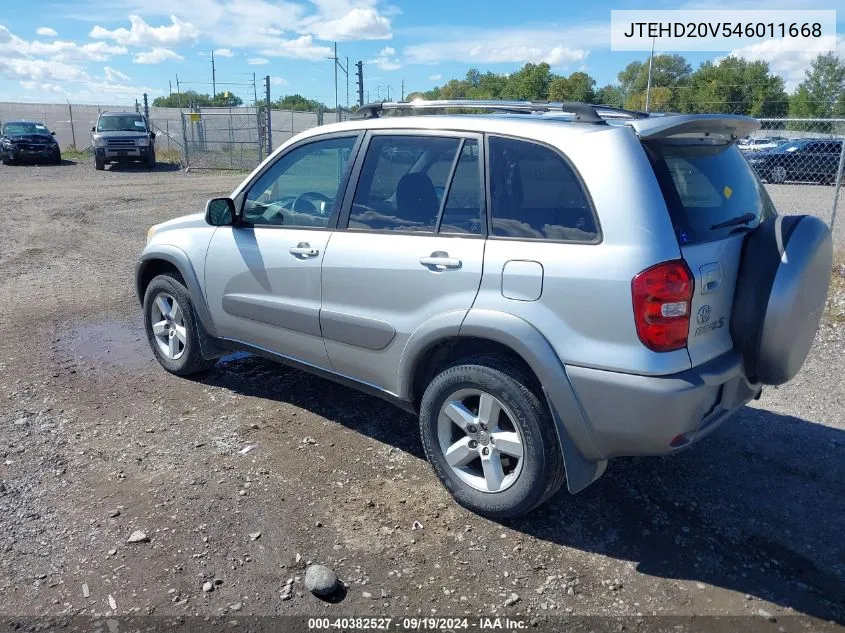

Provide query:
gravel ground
left=0, top=158, right=843, bottom=628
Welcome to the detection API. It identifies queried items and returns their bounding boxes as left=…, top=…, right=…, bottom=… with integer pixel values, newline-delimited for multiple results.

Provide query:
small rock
left=230, top=602, right=243, bottom=611
left=107, top=548, right=117, bottom=556
left=202, top=581, right=214, bottom=593
left=504, top=592, right=520, bottom=607
left=302, top=437, right=317, bottom=445
left=362, top=591, right=373, bottom=599
left=280, top=584, right=293, bottom=601
left=108, top=594, right=117, bottom=611
left=239, top=445, right=255, bottom=455
left=304, top=565, right=339, bottom=597
left=109, top=509, right=121, bottom=518
left=295, top=553, right=302, bottom=564
left=249, top=532, right=261, bottom=541
left=315, top=521, right=322, bottom=528
left=82, top=583, right=90, bottom=598
left=126, top=530, right=148, bottom=544
left=412, top=521, right=423, bottom=530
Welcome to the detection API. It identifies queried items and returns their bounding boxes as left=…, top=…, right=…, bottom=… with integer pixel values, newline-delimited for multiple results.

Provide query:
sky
left=0, top=0, right=842, bottom=107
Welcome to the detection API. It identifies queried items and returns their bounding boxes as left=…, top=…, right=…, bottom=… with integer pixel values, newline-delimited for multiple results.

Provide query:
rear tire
left=143, top=274, right=215, bottom=376
left=95, top=157, right=105, bottom=171
left=147, top=151, right=156, bottom=169
left=419, top=357, right=564, bottom=519
left=769, top=165, right=787, bottom=184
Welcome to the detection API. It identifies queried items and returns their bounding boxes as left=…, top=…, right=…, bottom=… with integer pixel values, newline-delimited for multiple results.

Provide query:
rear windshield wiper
left=710, top=212, right=756, bottom=230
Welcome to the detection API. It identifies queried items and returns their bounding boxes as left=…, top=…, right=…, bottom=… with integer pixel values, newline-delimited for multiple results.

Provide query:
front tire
left=419, top=358, right=564, bottom=519
left=147, top=150, right=156, bottom=169
left=769, top=165, right=787, bottom=184
left=95, top=156, right=105, bottom=171
left=143, top=274, right=215, bottom=376
left=52, top=147, right=62, bottom=164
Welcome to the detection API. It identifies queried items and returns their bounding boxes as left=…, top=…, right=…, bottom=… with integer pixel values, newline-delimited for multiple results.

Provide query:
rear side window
left=645, top=142, right=776, bottom=245
left=488, top=136, right=598, bottom=242
left=349, top=135, right=460, bottom=232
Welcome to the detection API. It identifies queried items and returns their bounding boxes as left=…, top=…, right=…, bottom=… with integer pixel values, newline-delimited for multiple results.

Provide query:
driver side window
left=243, top=135, right=357, bottom=228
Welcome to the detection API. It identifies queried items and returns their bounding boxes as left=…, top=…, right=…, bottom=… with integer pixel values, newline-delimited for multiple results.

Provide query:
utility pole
left=326, top=43, right=349, bottom=121
left=211, top=50, right=216, bottom=98
left=367, top=89, right=370, bottom=103
left=645, top=36, right=655, bottom=112
left=355, top=61, right=364, bottom=106
left=265, top=75, right=272, bottom=156
left=169, top=80, right=172, bottom=99
left=387, top=85, right=390, bottom=101
left=176, top=74, right=182, bottom=109
left=376, top=85, right=380, bottom=101
left=252, top=72, right=258, bottom=107
left=401, top=79, right=404, bottom=101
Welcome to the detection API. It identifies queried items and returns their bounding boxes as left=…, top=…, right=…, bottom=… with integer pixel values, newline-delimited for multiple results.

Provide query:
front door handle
left=420, top=251, right=462, bottom=270
left=289, top=242, right=319, bottom=258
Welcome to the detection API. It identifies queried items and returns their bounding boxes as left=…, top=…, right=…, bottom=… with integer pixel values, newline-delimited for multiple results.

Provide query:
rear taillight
left=632, top=260, right=694, bottom=352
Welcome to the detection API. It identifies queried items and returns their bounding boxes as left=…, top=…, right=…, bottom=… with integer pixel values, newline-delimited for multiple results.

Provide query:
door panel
left=320, top=233, right=484, bottom=391
left=205, top=227, right=332, bottom=367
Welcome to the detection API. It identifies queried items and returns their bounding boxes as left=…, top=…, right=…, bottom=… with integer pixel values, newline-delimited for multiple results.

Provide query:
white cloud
left=90, top=14, right=199, bottom=47
left=270, top=76, right=287, bottom=86
left=0, top=57, right=89, bottom=82
left=725, top=35, right=843, bottom=91
left=20, top=80, right=62, bottom=93
left=248, top=57, right=270, bottom=65
left=36, top=27, right=58, bottom=37
left=369, top=46, right=401, bottom=71
left=429, top=74, right=442, bottom=81
left=404, top=24, right=605, bottom=67
left=29, top=40, right=128, bottom=62
left=305, top=7, right=391, bottom=41
left=215, top=48, right=234, bottom=57
left=133, top=48, right=183, bottom=64
left=260, top=35, right=332, bottom=61
left=104, top=66, right=132, bottom=82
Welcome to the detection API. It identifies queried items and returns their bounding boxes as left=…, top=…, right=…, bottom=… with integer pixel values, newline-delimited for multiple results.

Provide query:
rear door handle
left=420, top=251, right=462, bottom=270
left=289, top=242, right=319, bottom=258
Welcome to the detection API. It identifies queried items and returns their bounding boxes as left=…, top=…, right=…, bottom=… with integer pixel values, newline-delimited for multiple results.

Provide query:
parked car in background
left=737, top=137, right=786, bottom=153
left=0, top=120, right=61, bottom=165
left=91, top=111, right=156, bottom=171
left=135, top=100, right=832, bottom=518
left=745, top=138, right=844, bottom=184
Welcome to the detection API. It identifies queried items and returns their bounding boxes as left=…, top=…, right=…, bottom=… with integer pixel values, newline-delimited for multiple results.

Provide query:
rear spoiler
left=627, top=114, right=760, bottom=141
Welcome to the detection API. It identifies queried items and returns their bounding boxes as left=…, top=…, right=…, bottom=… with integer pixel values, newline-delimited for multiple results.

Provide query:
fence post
left=265, top=76, right=272, bottom=156
left=67, top=102, right=76, bottom=150
left=831, top=138, right=845, bottom=233
left=180, top=112, right=190, bottom=168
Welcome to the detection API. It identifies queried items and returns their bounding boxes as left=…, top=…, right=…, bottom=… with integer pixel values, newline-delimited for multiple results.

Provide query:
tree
left=272, top=94, right=326, bottom=111
left=594, top=84, right=625, bottom=108
left=678, top=56, right=788, bottom=116
left=548, top=72, right=597, bottom=103
left=211, top=92, right=243, bottom=107
left=152, top=90, right=213, bottom=108
left=617, top=54, right=691, bottom=111
left=789, top=52, right=845, bottom=118
left=501, top=62, right=553, bottom=100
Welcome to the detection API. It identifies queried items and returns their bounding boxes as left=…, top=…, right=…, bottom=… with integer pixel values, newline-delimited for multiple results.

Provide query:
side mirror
left=91, top=126, right=96, bottom=133
left=50, top=131, right=56, bottom=136
left=150, top=131, right=156, bottom=139
left=205, top=198, right=236, bottom=226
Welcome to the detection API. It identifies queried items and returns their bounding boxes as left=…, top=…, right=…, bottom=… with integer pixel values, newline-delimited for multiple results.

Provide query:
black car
left=745, top=138, right=843, bottom=185
left=0, top=120, right=62, bottom=165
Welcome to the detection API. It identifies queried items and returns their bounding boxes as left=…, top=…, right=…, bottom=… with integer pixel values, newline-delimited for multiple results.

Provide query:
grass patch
left=62, top=147, right=90, bottom=161
left=157, top=148, right=182, bottom=165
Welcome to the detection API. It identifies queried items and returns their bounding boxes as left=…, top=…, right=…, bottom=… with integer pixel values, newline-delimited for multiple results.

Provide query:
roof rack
left=350, top=99, right=651, bottom=123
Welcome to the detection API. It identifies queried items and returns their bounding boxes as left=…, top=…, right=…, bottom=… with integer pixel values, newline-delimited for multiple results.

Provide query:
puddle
left=56, top=317, right=154, bottom=370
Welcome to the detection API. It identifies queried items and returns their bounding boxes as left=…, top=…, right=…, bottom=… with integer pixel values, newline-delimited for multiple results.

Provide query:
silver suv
left=136, top=100, right=832, bottom=518
left=92, top=111, right=156, bottom=171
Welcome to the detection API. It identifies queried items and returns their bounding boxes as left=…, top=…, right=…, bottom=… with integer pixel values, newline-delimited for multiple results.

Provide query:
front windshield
left=3, top=122, right=50, bottom=136
left=97, top=115, right=147, bottom=132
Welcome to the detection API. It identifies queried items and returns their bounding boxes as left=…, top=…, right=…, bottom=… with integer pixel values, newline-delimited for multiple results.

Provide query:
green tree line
left=408, top=52, right=845, bottom=118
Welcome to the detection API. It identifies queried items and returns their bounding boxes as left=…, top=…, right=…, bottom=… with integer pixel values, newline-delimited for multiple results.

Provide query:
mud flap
left=543, top=386, right=608, bottom=493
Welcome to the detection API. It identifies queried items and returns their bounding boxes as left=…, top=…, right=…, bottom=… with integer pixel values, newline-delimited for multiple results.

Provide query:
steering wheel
left=291, top=191, right=333, bottom=215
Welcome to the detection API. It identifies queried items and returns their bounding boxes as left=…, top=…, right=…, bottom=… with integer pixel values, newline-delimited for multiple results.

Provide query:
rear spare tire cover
left=731, top=215, right=832, bottom=385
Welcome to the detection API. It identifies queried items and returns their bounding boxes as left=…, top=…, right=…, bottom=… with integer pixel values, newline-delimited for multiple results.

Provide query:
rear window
left=645, top=142, right=776, bottom=245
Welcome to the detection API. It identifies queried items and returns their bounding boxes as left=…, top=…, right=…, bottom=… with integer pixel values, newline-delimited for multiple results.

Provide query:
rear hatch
left=636, top=116, right=776, bottom=366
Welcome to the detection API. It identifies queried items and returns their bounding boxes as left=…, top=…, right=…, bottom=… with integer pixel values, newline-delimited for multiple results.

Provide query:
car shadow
left=107, top=162, right=181, bottom=173
left=196, top=353, right=845, bottom=622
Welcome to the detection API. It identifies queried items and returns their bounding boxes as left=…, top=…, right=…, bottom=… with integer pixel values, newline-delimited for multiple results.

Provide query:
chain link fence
left=742, top=118, right=845, bottom=230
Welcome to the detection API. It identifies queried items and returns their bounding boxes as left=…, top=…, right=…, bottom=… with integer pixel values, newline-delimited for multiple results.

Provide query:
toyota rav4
left=135, top=100, right=832, bottom=518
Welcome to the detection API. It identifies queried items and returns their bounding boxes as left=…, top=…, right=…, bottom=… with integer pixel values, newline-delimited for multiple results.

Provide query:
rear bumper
left=566, top=350, right=760, bottom=458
